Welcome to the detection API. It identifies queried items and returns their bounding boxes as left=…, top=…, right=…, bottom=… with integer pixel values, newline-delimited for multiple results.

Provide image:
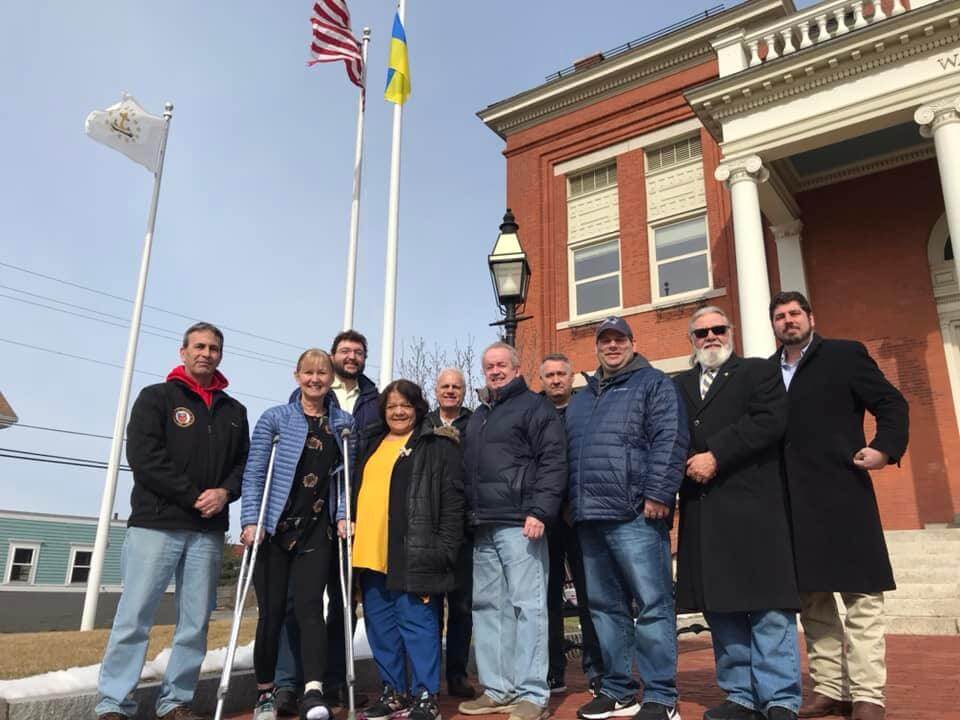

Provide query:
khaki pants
left=800, top=591, right=886, bottom=706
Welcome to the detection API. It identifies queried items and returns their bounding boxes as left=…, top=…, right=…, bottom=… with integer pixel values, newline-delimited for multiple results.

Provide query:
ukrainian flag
left=384, top=11, right=410, bottom=105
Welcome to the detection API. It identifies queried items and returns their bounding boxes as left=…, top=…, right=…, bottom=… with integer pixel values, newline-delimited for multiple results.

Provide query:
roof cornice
left=686, top=0, right=960, bottom=140
left=478, top=0, right=793, bottom=140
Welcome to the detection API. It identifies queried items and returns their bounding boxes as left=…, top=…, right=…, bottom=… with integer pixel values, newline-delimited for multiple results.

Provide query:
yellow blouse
left=352, top=433, right=410, bottom=573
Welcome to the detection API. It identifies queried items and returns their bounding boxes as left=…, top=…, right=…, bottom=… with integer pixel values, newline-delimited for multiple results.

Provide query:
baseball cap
left=594, top=315, right=633, bottom=341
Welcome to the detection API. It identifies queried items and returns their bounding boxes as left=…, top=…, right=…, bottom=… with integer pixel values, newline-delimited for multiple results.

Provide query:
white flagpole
left=342, top=28, right=371, bottom=332
left=81, top=102, right=174, bottom=632
left=379, top=0, right=405, bottom=388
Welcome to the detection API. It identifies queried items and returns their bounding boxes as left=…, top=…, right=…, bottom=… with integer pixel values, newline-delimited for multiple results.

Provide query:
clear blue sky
left=0, top=0, right=816, bottom=524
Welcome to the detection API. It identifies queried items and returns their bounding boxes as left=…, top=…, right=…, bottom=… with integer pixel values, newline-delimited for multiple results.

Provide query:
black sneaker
left=275, top=688, right=299, bottom=717
left=322, top=686, right=369, bottom=710
left=548, top=676, right=567, bottom=695
left=764, top=709, right=797, bottom=720
left=408, top=691, right=441, bottom=720
left=634, top=702, right=680, bottom=720
left=364, top=685, right=411, bottom=720
left=577, top=694, right=639, bottom=720
left=703, top=700, right=761, bottom=720
left=300, top=689, right=332, bottom=720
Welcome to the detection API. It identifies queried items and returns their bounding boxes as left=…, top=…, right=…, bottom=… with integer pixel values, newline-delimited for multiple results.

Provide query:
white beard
left=695, top=342, right=732, bottom=370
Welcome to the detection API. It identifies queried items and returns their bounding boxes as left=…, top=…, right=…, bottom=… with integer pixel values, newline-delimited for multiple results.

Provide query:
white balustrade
left=733, top=0, right=906, bottom=72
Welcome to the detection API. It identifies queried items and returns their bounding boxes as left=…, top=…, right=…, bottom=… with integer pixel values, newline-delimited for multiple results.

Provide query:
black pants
left=439, top=533, right=473, bottom=681
left=547, top=523, right=604, bottom=680
left=253, top=522, right=333, bottom=685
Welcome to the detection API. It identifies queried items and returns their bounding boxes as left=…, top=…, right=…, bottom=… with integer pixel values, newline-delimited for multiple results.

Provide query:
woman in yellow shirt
left=338, top=380, right=464, bottom=720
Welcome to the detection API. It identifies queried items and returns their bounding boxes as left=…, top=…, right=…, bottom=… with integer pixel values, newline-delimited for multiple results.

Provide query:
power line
left=0, top=259, right=306, bottom=350
left=11, top=422, right=115, bottom=441
left=0, top=446, right=131, bottom=468
left=0, top=452, right=132, bottom=472
left=0, top=285, right=296, bottom=368
left=0, top=337, right=285, bottom=404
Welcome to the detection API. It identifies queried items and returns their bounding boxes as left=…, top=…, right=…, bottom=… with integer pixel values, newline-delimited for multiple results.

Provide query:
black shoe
left=635, top=702, right=680, bottom=720
left=577, top=694, right=639, bottom=720
left=766, top=709, right=798, bottom=720
left=408, top=691, right=441, bottom=720
left=364, top=685, right=411, bottom=720
left=275, top=688, right=299, bottom=717
left=588, top=677, right=603, bottom=698
left=322, top=686, right=368, bottom=710
left=703, top=701, right=762, bottom=720
left=548, top=676, right=568, bottom=695
left=300, top=689, right=333, bottom=720
left=447, top=675, right=477, bottom=699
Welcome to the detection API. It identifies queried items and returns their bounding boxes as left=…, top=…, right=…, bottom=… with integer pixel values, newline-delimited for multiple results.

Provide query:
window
left=646, top=136, right=703, bottom=173
left=568, top=164, right=617, bottom=199
left=5, top=543, right=40, bottom=584
left=652, top=215, right=710, bottom=299
left=68, top=547, right=94, bottom=584
left=572, top=239, right=621, bottom=315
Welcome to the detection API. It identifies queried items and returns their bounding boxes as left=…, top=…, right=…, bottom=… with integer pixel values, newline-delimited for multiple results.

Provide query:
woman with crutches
left=241, top=348, right=355, bottom=720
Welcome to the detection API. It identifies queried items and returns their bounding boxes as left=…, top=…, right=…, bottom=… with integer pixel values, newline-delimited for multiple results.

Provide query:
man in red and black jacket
left=96, top=322, right=249, bottom=720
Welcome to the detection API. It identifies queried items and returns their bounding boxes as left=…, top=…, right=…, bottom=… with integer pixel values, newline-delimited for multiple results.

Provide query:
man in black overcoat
left=769, top=291, right=909, bottom=720
left=675, top=306, right=801, bottom=720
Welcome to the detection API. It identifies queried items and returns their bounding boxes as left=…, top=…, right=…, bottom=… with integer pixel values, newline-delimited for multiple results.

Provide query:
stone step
left=883, top=615, right=960, bottom=635
left=894, top=567, right=959, bottom=584
left=884, top=529, right=960, bottom=544
left=891, top=557, right=959, bottom=573
left=885, top=598, right=960, bottom=617
left=888, top=582, right=959, bottom=599
left=888, top=543, right=960, bottom=557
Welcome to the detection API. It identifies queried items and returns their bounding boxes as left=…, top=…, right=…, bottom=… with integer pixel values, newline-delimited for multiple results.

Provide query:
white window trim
left=4, top=541, right=41, bottom=585
left=568, top=236, right=623, bottom=321
left=65, top=544, right=95, bottom=585
left=648, top=211, right=713, bottom=305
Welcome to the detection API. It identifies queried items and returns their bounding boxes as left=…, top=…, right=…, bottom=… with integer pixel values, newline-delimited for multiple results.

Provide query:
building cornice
left=478, top=0, right=792, bottom=140
left=686, top=1, right=960, bottom=140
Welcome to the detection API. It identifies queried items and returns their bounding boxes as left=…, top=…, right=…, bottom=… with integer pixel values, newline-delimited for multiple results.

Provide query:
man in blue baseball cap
left=565, top=315, right=689, bottom=720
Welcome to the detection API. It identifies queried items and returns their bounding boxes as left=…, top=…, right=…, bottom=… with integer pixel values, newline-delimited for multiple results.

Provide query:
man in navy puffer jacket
left=566, top=316, right=688, bottom=720
left=459, top=342, right=566, bottom=720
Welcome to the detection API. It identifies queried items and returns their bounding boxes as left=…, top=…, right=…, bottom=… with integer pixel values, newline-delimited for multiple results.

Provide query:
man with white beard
left=673, top=307, right=802, bottom=720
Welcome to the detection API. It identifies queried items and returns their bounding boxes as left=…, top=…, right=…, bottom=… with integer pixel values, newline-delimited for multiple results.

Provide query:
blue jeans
left=579, top=517, right=677, bottom=707
left=472, top=525, right=549, bottom=707
left=704, top=610, right=802, bottom=714
left=96, top=527, right=223, bottom=717
left=360, top=571, right=441, bottom=695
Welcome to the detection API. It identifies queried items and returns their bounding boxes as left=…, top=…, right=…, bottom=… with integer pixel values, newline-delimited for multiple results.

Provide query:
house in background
left=0, top=509, right=175, bottom=631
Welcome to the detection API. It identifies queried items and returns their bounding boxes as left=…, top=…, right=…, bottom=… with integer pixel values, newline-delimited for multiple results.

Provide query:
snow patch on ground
left=0, top=620, right=372, bottom=701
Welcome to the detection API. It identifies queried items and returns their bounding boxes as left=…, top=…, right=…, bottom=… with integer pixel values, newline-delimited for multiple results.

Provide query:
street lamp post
left=488, top=209, right=532, bottom=347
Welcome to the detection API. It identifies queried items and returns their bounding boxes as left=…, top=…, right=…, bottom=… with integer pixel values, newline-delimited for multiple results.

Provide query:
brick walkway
left=228, top=635, right=960, bottom=720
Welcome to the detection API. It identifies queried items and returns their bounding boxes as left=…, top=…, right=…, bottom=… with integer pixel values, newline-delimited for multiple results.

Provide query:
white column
left=770, top=220, right=809, bottom=298
left=715, top=155, right=777, bottom=358
left=917, top=97, right=960, bottom=290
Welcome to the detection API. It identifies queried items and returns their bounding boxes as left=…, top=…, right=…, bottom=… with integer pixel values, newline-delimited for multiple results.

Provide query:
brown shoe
left=798, top=692, right=852, bottom=718
left=508, top=701, right=548, bottom=720
left=851, top=702, right=884, bottom=720
left=156, top=707, right=210, bottom=720
left=458, top=694, right=518, bottom=715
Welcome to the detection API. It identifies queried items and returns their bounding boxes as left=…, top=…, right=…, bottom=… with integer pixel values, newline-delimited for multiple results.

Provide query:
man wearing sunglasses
left=769, top=291, right=909, bottom=720
left=674, top=306, right=801, bottom=720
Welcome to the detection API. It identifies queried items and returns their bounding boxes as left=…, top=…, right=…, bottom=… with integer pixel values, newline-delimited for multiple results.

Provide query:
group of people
left=93, top=289, right=908, bottom=720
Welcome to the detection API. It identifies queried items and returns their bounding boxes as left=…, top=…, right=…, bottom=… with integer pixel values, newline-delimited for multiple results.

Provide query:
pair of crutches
left=213, top=430, right=359, bottom=720
left=214, top=436, right=279, bottom=720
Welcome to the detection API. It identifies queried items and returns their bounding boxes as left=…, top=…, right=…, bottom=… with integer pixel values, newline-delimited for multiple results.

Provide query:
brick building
left=479, top=0, right=960, bottom=529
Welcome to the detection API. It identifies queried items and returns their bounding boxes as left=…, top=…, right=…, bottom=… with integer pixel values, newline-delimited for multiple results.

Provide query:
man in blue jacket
left=458, top=342, right=567, bottom=720
left=566, top=316, right=688, bottom=720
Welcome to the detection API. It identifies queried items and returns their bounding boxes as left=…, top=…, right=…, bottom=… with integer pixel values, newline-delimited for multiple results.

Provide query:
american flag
left=308, top=0, right=364, bottom=88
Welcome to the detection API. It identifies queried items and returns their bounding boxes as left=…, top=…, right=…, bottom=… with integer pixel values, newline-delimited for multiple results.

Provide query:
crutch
left=214, top=435, right=280, bottom=720
left=337, top=427, right=358, bottom=720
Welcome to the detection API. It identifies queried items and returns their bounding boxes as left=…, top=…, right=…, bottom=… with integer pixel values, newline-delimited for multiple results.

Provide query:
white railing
left=744, top=0, right=909, bottom=67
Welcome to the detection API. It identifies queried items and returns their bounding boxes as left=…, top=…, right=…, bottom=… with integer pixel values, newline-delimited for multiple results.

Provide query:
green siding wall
left=0, top=516, right=126, bottom=586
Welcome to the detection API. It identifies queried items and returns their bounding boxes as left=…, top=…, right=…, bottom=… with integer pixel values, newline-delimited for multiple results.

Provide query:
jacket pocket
left=509, top=462, right=530, bottom=508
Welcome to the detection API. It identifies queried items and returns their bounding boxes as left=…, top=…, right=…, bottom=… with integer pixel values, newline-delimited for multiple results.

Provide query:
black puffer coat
left=352, top=420, right=465, bottom=594
left=463, top=376, right=567, bottom=527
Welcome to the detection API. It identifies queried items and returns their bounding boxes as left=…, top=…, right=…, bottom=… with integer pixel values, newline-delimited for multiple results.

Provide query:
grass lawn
left=0, top=618, right=256, bottom=681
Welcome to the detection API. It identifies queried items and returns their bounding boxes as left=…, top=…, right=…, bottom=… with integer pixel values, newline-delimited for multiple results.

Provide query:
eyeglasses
left=691, top=325, right=729, bottom=339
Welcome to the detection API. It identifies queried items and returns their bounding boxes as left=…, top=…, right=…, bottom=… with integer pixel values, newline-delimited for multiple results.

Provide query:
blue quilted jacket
left=240, top=395, right=355, bottom=534
left=566, top=356, right=689, bottom=522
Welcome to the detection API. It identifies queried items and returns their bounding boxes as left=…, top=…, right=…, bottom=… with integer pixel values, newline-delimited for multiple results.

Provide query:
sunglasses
left=692, top=325, right=729, bottom=339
